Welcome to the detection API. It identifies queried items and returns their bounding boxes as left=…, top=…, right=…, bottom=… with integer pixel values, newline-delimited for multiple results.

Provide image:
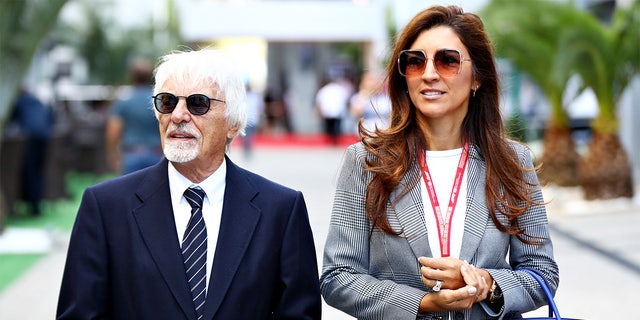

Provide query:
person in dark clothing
left=11, top=87, right=53, bottom=216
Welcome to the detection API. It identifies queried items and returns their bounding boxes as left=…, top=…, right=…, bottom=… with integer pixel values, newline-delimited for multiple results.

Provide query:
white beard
left=163, top=123, right=200, bottom=163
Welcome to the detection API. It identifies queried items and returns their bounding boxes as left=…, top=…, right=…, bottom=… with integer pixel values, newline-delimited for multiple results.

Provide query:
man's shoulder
left=89, top=163, right=165, bottom=196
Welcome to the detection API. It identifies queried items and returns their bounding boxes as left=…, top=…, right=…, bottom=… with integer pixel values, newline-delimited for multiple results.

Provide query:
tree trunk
left=537, top=125, right=581, bottom=186
left=578, top=132, right=634, bottom=200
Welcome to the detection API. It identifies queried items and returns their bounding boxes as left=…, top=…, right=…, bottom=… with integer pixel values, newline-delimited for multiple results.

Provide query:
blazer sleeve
left=57, top=187, right=110, bottom=319
left=481, top=143, right=559, bottom=319
left=320, top=144, right=426, bottom=320
left=276, top=190, right=323, bottom=320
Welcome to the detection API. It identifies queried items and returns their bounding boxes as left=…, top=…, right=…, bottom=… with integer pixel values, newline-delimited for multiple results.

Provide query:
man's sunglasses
left=152, top=92, right=225, bottom=116
left=398, top=49, right=471, bottom=78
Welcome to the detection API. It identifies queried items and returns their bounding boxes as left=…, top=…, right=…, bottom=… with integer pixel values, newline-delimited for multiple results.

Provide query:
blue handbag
left=512, top=268, right=583, bottom=320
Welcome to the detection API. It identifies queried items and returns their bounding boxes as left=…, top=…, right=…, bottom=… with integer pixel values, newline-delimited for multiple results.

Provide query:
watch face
left=489, top=282, right=503, bottom=304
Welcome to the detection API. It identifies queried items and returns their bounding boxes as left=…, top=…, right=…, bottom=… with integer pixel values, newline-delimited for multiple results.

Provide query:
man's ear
left=227, top=124, right=240, bottom=140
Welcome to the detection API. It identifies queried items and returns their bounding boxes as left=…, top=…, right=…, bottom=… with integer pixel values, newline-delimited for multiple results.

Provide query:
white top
left=315, top=81, right=351, bottom=118
left=420, top=148, right=468, bottom=259
left=168, top=159, right=226, bottom=291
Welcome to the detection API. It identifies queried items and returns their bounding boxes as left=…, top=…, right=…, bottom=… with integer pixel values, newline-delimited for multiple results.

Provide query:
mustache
left=166, top=122, right=200, bottom=139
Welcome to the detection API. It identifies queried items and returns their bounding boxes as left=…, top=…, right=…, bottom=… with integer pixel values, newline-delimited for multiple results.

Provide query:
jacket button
left=454, top=312, right=464, bottom=320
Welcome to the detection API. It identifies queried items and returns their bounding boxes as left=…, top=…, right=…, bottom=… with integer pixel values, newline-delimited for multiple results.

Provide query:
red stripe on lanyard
left=418, top=141, right=469, bottom=257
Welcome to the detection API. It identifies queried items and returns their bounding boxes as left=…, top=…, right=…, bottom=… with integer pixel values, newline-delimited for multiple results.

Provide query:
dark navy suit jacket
left=57, top=157, right=321, bottom=319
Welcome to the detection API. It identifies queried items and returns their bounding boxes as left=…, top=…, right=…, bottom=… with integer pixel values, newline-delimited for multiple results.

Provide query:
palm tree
left=481, top=0, right=586, bottom=187
left=0, top=0, right=69, bottom=233
left=557, top=1, right=640, bottom=199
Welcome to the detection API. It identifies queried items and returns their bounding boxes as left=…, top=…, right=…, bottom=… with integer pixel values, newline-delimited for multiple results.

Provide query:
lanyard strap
left=418, top=141, right=469, bottom=257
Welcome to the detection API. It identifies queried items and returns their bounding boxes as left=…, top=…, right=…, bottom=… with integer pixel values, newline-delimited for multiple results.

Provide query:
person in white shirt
left=58, top=48, right=321, bottom=320
left=315, top=76, right=352, bottom=145
left=320, top=5, right=558, bottom=320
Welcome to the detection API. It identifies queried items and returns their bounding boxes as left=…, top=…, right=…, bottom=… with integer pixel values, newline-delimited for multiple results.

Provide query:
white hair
left=153, top=48, right=248, bottom=140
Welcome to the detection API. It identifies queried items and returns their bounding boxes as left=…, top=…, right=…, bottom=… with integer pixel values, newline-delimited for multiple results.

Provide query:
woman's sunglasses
left=398, top=49, right=471, bottom=78
left=152, top=92, right=225, bottom=116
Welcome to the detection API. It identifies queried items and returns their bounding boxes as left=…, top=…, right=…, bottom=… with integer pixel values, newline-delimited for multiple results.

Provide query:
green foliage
left=51, top=0, right=184, bottom=85
left=554, top=1, right=640, bottom=135
left=482, top=0, right=640, bottom=135
left=613, top=0, right=640, bottom=75
left=480, top=0, right=592, bottom=129
left=0, top=0, right=69, bottom=128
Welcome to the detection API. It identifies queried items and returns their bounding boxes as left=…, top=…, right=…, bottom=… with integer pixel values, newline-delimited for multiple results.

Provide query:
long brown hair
left=361, top=5, right=542, bottom=244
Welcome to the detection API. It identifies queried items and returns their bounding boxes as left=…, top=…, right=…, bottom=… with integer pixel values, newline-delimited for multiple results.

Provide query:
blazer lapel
left=459, top=145, right=490, bottom=262
left=132, top=159, right=194, bottom=318
left=391, top=162, right=433, bottom=259
left=392, top=145, right=491, bottom=262
left=203, top=158, right=261, bottom=319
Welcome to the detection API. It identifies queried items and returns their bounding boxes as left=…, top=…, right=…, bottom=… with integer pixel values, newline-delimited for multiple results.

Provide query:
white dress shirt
left=168, top=159, right=226, bottom=291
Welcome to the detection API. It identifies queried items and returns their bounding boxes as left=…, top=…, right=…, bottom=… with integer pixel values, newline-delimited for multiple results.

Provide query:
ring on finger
left=432, top=279, right=443, bottom=292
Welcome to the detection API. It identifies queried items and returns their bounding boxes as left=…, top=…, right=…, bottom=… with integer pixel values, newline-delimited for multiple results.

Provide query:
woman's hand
left=418, top=257, right=492, bottom=305
left=419, top=257, right=466, bottom=290
left=419, top=282, right=478, bottom=313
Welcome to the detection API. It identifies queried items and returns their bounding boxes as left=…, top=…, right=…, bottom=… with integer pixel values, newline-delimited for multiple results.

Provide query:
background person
left=241, top=83, right=264, bottom=158
left=105, top=58, right=162, bottom=175
left=320, top=5, right=558, bottom=320
left=58, top=48, right=322, bottom=320
left=349, top=70, right=392, bottom=134
left=315, top=75, right=352, bottom=145
left=9, top=86, right=53, bottom=216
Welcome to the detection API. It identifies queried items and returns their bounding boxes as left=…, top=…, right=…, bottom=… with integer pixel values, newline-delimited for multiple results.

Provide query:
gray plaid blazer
left=320, top=142, right=558, bottom=320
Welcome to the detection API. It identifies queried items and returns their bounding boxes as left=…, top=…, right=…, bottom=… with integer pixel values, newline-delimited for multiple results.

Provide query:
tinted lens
left=153, top=93, right=212, bottom=115
left=154, top=93, right=178, bottom=113
left=399, top=50, right=426, bottom=77
left=434, top=50, right=462, bottom=76
left=186, top=94, right=211, bottom=115
left=398, top=49, right=463, bottom=77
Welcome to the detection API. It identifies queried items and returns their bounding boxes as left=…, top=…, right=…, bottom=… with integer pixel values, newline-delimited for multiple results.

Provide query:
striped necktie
left=182, top=187, right=207, bottom=319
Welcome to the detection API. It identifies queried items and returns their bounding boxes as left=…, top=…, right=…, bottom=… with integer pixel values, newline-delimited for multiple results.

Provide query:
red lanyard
left=418, top=141, right=469, bottom=257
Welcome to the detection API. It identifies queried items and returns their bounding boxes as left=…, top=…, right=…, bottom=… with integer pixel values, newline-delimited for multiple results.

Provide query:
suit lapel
left=132, top=159, right=194, bottom=318
left=459, top=145, right=490, bottom=262
left=203, top=158, right=261, bottom=319
left=391, top=162, right=433, bottom=259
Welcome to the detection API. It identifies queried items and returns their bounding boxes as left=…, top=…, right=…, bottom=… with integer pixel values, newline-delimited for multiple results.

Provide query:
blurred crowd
left=1, top=62, right=395, bottom=219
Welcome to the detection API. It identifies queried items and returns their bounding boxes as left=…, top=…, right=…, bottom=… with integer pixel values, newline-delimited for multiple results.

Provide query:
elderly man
left=57, top=49, right=322, bottom=320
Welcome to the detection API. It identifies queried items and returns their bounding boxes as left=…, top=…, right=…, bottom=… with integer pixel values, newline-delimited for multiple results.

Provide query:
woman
left=320, top=5, right=558, bottom=320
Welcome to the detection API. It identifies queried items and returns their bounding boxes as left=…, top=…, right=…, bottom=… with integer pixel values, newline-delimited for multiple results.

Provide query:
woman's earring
left=472, top=87, right=478, bottom=97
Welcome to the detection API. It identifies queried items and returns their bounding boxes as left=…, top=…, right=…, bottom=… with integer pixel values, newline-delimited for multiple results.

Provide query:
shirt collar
left=168, top=158, right=227, bottom=206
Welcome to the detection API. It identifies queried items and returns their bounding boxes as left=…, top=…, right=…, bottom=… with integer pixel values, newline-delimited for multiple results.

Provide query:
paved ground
left=1, top=145, right=639, bottom=319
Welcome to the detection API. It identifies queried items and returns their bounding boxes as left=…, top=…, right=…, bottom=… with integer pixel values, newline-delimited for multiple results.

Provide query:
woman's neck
left=420, top=122, right=464, bottom=151
left=425, top=137, right=464, bottom=151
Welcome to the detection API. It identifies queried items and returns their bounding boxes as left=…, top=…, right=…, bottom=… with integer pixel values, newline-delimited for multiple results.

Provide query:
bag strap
left=517, top=268, right=561, bottom=320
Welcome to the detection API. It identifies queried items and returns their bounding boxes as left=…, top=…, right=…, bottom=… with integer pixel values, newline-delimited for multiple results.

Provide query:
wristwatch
left=489, top=280, right=503, bottom=304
